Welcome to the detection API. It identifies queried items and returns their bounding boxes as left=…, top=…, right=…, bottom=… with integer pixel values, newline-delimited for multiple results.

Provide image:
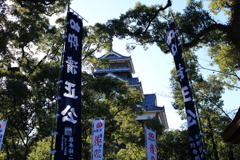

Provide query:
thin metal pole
left=144, top=127, right=148, bottom=160
left=49, top=6, right=69, bottom=160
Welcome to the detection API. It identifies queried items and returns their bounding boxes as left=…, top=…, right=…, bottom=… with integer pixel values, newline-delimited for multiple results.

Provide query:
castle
left=93, top=50, right=168, bottom=129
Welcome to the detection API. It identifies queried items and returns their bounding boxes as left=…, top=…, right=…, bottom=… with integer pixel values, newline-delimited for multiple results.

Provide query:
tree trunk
left=207, top=117, right=220, bottom=160
left=228, top=151, right=235, bottom=160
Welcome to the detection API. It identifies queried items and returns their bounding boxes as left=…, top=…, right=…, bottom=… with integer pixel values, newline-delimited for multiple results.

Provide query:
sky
left=70, top=0, right=240, bottom=129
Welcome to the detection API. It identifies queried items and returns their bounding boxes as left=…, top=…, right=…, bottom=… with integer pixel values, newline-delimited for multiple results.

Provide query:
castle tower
left=93, top=50, right=168, bottom=129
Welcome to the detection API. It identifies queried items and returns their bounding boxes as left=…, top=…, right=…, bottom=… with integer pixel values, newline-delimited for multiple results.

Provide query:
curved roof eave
left=221, top=107, right=240, bottom=144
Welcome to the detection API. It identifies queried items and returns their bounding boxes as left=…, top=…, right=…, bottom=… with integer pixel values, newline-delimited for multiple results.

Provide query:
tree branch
left=182, top=23, right=228, bottom=49
left=142, top=0, right=172, bottom=34
left=28, top=50, right=50, bottom=75
left=197, top=61, right=240, bottom=81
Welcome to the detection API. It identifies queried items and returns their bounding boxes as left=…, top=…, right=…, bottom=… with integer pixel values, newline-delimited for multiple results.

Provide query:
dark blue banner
left=54, top=10, right=82, bottom=160
left=164, top=20, right=206, bottom=160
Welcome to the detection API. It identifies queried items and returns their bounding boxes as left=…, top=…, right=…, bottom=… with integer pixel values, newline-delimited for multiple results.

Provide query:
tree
left=79, top=19, right=154, bottom=159
left=88, top=1, right=240, bottom=158
left=28, top=137, right=52, bottom=160
left=0, top=0, right=70, bottom=66
left=0, top=1, right=165, bottom=159
left=93, top=0, right=239, bottom=89
left=0, top=0, right=72, bottom=159
left=169, top=49, right=240, bottom=160
left=80, top=73, right=145, bottom=159
left=157, top=129, right=190, bottom=160
left=27, top=74, right=148, bottom=160
left=0, top=63, right=60, bottom=159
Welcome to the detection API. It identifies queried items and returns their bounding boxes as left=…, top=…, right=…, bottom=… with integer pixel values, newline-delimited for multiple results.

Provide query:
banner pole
left=49, top=9, right=68, bottom=160
left=170, top=14, right=207, bottom=156
left=164, top=19, right=206, bottom=160
left=91, top=118, right=94, bottom=160
left=144, top=127, right=147, bottom=160
left=53, top=7, right=83, bottom=160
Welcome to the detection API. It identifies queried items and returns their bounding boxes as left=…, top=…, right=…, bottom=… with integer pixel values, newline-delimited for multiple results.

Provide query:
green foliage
left=208, top=43, right=240, bottom=89
left=115, top=143, right=146, bottom=159
left=144, top=118, right=164, bottom=135
left=0, top=1, right=73, bottom=159
left=104, top=2, right=170, bottom=52
left=0, top=0, right=157, bottom=157
left=76, top=0, right=240, bottom=158
left=0, top=0, right=67, bottom=68
left=2, top=0, right=240, bottom=159
left=0, top=62, right=59, bottom=159
left=206, top=0, right=233, bottom=16
left=81, top=74, right=146, bottom=159
left=28, top=137, right=52, bottom=160
left=157, top=129, right=191, bottom=160
left=97, top=0, right=240, bottom=88
left=169, top=49, right=240, bottom=159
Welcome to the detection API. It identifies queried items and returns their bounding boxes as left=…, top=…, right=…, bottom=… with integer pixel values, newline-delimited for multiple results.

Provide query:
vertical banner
left=0, top=121, right=7, bottom=150
left=145, top=128, right=157, bottom=160
left=164, top=20, right=206, bottom=160
left=54, top=9, right=83, bottom=160
left=92, top=119, right=105, bottom=160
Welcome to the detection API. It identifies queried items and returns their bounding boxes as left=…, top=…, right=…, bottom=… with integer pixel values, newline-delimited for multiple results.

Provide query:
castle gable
left=104, top=73, right=124, bottom=81
left=99, top=50, right=130, bottom=60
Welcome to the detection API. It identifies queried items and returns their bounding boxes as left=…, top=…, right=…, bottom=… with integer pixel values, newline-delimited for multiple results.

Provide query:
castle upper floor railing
left=94, top=67, right=130, bottom=73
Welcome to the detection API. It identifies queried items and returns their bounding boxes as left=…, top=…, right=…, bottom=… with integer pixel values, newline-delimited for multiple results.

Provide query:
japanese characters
left=146, top=128, right=157, bottom=160
left=54, top=10, right=83, bottom=160
left=92, top=120, right=105, bottom=160
left=0, top=121, right=7, bottom=150
left=164, top=20, right=206, bottom=160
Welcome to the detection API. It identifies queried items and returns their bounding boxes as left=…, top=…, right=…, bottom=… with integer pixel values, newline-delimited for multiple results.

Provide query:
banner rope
left=68, top=7, right=88, bottom=23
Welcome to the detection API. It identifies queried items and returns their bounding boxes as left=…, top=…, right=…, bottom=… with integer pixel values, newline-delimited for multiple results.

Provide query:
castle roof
left=95, top=50, right=168, bottom=128
left=221, top=107, right=240, bottom=144
left=98, top=50, right=131, bottom=59
left=98, top=50, right=135, bottom=74
left=127, top=77, right=141, bottom=85
left=141, top=94, right=164, bottom=112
